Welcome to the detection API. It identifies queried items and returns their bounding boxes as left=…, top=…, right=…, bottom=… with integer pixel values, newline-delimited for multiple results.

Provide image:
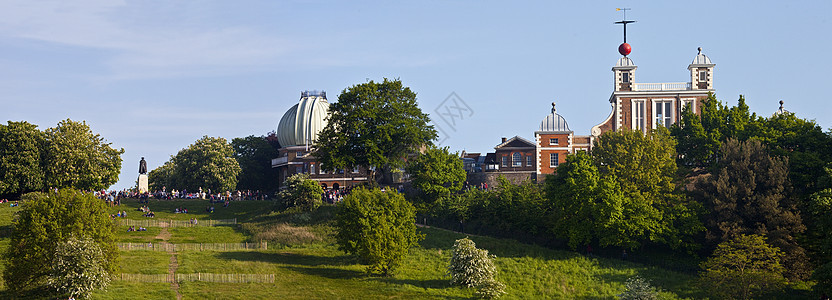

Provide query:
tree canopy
left=4, top=189, right=117, bottom=296
left=314, top=78, right=436, bottom=182
left=149, top=136, right=241, bottom=192
left=335, top=187, right=422, bottom=276
left=700, top=138, right=808, bottom=279
left=0, top=121, right=45, bottom=198
left=406, top=146, right=466, bottom=212
left=232, top=134, right=280, bottom=193
left=700, top=234, right=785, bottom=300
left=44, top=119, right=124, bottom=191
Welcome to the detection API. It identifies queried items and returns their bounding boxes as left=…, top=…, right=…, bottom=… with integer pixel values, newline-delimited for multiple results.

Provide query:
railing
left=272, top=156, right=288, bottom=167
left=118, top=242, right=267, bottom=251
left=118, top=273, right=275, bottom=283
left=632, top=82, right=691, bottom=91
left=116, top=218, right=236, bottom=227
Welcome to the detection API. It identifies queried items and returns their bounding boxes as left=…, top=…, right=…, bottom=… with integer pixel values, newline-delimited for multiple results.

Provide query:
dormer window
left=699, top=71, right=707, bottom=82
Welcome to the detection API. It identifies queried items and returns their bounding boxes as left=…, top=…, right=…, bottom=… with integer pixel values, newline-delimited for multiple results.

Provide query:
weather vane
left=615, top=8, right=636, bottom=56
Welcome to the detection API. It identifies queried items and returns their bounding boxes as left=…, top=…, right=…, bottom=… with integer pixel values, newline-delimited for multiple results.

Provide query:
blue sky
left=2, top=1, right=830, bottom=190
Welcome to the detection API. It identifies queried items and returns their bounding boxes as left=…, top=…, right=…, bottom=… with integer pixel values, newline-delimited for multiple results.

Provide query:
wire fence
left=118, top=273, right=275, bottom=283
left=116, top=218, right=236, bottom=227
left=117, top=242, right=267, bottom=251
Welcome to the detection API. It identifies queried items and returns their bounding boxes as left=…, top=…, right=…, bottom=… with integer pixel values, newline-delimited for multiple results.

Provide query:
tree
left=47, top=235, right=111, bottom=299
left=147, top=160, right=176, bottom=192
left=44, top=119, right=124, bottom=191
left=700, top=138, right=808, bottom=279
left=278, top=173, right=324, bottom=211
left=4, top=189, right=117, bottom=296
left=0, top=121, right=45, bottom=198
left=170, top=136, right=241, bottom=192
left=314, top=79, right=436, bottom=182
left=591, top=129, right=702, bottom=249
left=700, top=234, right=785, bottom=300
left=546, top=151, right=627, bottom=249
left=335, top=187, right=423, bottom=276
left=448, top=237, right=506, bottom=299
left=232, top=134, right=280, bottom=193
left=617, top=275, right=659, bottom=300
left=406, top=146, right=466, bottom=212
left=670, top=102, right=709, bottom=167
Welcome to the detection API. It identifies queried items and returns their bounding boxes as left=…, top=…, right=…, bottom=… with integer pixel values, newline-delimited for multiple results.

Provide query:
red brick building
left=535, top=103, right=591, bottom=177
left=591, top=48, right=715, bottom=136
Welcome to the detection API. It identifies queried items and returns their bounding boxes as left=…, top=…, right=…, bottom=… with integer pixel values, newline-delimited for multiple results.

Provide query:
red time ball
left=618, top=43, right=631, bottom=56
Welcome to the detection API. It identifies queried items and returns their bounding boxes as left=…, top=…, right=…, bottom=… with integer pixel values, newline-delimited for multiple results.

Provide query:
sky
left=1, top=1, right=831, bottom=190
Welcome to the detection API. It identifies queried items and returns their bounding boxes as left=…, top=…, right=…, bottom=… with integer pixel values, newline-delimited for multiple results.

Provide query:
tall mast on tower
left=615, top=8, right=636, bottom=56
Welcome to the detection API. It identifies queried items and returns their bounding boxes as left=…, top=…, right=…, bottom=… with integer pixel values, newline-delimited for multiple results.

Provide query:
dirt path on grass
left=156, top=228, right=182, bottom=300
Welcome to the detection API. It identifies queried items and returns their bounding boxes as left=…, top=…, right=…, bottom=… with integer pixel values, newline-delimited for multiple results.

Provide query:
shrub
left=448, top=237, right=505, bottom=298
left=618, top=275, right=659, bottom=300
left=335, top=187, right=422, bottom=276
left=47, top=235, right=111, bottom=299
left=700, top=234, right=785, bottom=299
left=3, top=189, right=117, bottom=295
left=279, top=173, right=324, bottom=211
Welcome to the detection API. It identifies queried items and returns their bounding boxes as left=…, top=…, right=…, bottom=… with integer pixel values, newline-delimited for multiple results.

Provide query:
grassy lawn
left=0, top=200, right=816, bottom=299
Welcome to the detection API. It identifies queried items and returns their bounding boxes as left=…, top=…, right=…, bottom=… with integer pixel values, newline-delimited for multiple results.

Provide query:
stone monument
left=138, top=157, right=149, bottom=193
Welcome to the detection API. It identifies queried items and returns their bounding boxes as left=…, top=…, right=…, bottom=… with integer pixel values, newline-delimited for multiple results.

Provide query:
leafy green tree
left=406, top=146, right=466, bottom=212
left=617, top=275, right=659, bottom=300
left=591, top=128, right=702, bottom=249
left=232, top=134, right=280, bottom=193
left=448, top=237, right=506, bottom=299
left=546, top=151, right=626, bottom=249
left=278, top=173, right=324, bottom=211
left=44, top=119, right=124, bottom=191
left=700, top=234, right=785, bottom=300
left=170, top=136, right=241, bottom=192
left=0, top=121, right=46, bottom=198
left=314, top=79, right=436, bottom=182
left=335, top=187, right=423, bottom=276
left=147, top=160, right=176, bottom=192
left=4, top=189, right=117, bottom=296
left=700, top=138, right=808, bottom=279
left=47, top=235, right=111, bottom=299
left=671, top=102, right=710, bottom=167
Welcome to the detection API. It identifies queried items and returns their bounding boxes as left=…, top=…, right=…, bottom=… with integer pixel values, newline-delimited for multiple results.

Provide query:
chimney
left=501, top=137, right=507, bottom=143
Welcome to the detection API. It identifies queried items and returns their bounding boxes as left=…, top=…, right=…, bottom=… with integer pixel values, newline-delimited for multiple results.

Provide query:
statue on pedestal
left=139, top=157, right=147, bottom=174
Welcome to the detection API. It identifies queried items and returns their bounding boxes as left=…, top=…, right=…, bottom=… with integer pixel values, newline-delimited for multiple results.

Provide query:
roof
left=689, top=48, right=715, bottom=67
left=276, top=93, right=330, bottom=147
left=495, top=136, right=535, bottom=149
left=614, top=56, right=636, bottom=68
left=538, top=103, right=572, bottom=132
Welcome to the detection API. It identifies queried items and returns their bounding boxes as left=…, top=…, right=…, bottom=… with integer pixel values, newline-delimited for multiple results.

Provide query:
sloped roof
left=495, top=136, right=535, bottom=149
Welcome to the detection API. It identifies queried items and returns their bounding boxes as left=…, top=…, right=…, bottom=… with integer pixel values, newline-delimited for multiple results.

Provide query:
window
left=501, top=156, right=508, bottom=167
left=310, top=164, right=316, bottom=174
left=296, top=151, right=305, bottom=158
left=550, top=153, right=559, bottom=168
left=526, top=155, right=534, bottom=167
left=622, top=72, right=630, bottom=83
left=699, top=71, right=707, bottom=82
left=632, top=100, right=646, bottom=131
left=682, top=99, right=695, bottom=113
left=654, top=100, right=674, bottom=129
left=512, top=153, right=522, bottom=167
left=549, top=138, right=559, bottom=145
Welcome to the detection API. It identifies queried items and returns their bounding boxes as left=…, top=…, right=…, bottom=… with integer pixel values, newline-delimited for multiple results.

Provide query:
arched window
left=512, top=152, right=522, bottom=167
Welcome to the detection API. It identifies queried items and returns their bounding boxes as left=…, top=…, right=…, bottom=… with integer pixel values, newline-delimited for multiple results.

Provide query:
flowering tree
left=47, top=235, right=111, bottom=299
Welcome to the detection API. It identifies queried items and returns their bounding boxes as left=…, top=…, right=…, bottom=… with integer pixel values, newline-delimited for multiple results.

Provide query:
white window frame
left=622, top=72, right=630, bottom=83
left=512, top=152, right=522, bottom=167
left=631, top=99, right=646, bottom=131
left=550, top=153, right=559, bottom=168
left=699, top=70, right=707, bottom=83
left=682, top=98, right=696, bottom=114
left=549, top=138, right=558, bottom=145
left=652, top=99, right=675, bottom=129
left=501, top=156, right=508, bottom=167
left=310, top=163, right=316, bottom=174
left=526, top=155, right=533, bottom=167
